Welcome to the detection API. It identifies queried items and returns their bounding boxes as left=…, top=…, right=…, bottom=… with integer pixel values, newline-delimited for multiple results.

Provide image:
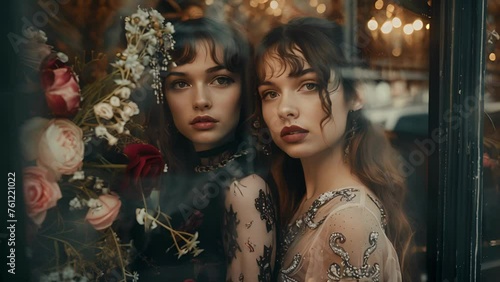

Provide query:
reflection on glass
left=357, top=1, right=430, bottom=281
left=482, top=1, right=500, bottom=280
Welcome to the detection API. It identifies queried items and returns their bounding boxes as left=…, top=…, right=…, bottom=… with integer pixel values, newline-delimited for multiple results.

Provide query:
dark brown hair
left=254, top=17, right=413, bottom=279
left=148, top=18, right=254, bottom=172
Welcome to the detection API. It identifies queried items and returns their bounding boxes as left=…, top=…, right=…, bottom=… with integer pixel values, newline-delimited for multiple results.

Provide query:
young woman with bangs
left=132, top=17, right=276, bottom=281
left=255, top=17, right=413, bottom=281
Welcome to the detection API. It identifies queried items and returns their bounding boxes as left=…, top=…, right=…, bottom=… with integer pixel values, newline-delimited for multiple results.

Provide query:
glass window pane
left=482, top=0, right=500, bottom=279
left=13, top=0, right=430, bottom=281
left=359, top=2, right=430, bottom=281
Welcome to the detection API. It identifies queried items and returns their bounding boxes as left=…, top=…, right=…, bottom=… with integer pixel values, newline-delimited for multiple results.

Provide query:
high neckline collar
left=196, top=140, right=239, bottom=159
left=194, top=140, right=243, bottom=171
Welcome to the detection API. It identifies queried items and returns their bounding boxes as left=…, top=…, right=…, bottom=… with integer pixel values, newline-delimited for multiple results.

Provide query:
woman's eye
left=211, top=76, right=235, bottom=86
left=169, top=81, right=190, bottom=90
left=261, top=91, right=279, bottom=100
left=300, top=83, right=318, bottom=91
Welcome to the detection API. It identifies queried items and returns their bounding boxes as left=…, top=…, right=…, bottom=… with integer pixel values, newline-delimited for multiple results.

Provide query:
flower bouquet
left=18, top=7, right=201, bottom=281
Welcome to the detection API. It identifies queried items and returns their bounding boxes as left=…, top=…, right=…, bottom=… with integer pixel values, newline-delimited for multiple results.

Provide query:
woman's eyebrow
left=290, top=68, right=315, bottom=78
left=257, top=69, right=316, bottom=86
left=165, top=65, right=227, bottom=78
left=258, top=80, right=275, bottom=87
left=206, top=65, right=227, bottom=73
left=165, top=71, right=185, bottom=78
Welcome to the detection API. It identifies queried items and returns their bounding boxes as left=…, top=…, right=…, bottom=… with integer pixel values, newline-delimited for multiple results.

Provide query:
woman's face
left=165, top=42, right=241, bottom=151
left=258, top=51, right=352, bottom=159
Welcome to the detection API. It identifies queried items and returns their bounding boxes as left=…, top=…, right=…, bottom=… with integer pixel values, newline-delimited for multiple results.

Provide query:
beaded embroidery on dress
left=278, top=187, right=402, bottom=282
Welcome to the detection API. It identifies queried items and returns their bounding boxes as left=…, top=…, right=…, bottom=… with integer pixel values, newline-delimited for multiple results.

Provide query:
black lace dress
left=130, top=141, right=276, bottom=282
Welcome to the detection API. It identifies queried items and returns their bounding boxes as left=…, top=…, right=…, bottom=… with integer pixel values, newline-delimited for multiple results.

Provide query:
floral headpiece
left=118, top=7, right=175, bottom=104
left=88, top=6, right=176, bottom=146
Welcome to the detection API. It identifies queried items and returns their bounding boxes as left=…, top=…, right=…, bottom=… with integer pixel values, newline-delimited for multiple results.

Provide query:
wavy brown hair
left=254, top=17, right=413, bottom=280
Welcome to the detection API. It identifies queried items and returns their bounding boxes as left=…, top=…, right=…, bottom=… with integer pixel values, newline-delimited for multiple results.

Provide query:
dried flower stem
left=84, top=164, right=127, bottom=169
left=42, top=235, right=85, bottom=263
left=109, top=228, right=127, bottom=282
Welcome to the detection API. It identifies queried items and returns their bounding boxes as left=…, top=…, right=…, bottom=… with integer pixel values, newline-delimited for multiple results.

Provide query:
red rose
left=41, top=54, right=81, bottom=117
left=120, top=144, right=165, bottom=199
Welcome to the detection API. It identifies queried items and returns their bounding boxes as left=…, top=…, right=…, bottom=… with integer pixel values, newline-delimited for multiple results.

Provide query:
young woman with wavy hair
left=255, top=17, right=413, bottom=281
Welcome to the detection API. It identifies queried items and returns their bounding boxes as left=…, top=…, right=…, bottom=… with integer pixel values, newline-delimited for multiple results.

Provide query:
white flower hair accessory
left=91, top=6, right=175, bottom=145
left=115, top=6, right=175, bottom=104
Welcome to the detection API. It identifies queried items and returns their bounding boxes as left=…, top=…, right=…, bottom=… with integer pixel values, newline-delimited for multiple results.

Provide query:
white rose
left=126, top=102, right=140, bottom=115
left=119, top=109, right=130, bottom=122
left=95, top=125, right=107, bottom=137
left=37, top=119, right=84, bottom=177
left=113, top=87, right=131, bottom=99
left=93, top=102, right=114, bottom=119
left=110, top=96, right=121, bottom=107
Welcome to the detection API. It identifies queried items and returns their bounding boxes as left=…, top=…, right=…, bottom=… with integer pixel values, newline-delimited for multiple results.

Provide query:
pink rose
left=85, top=194, right=122, bottom=230
left=38, top=119, right=84, bottom=177
left=23, top=166, right=62, bottom=225
left=41, top=55, right=81, bottom=117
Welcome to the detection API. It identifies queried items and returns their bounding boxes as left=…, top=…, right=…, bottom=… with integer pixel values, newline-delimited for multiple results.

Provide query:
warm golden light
left=270, top=0, right=278, bottom=9
left=205, top=0, right=213, bottom=5
left=274, top=8, right=282, bottom=16
left=392, top=17, right=402, bottom=28
left=387, top=4, right=395, bottom=12
left=490, top=53, right=496, bottom=61
left=375, top=0, right=384, bottom=10
left=310, top=0, right=318, bottom=7
left=403, top=24, right=414, bottom=35
left=317, top=4, right=326, bottom=14
left=392, top=47, right=402, bottom=57
left=413, top=19, right=424, bottom=31
left=266, top=6, right=274, bottom=14
left=426, top=23, right=430, bottom=30
left=367, top=18, right=378, bottom=31
left=381, top=21, right=393, bottom=34
left=250, top=0, right=258, bottom=7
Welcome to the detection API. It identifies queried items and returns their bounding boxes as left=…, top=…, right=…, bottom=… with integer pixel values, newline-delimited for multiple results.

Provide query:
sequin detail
left=327, top=231, right=381, bottom=281
left=367, top=194, right=387, bottom=229
left=280, top=254, right=302, bottom=282
left=305, top=188, right=357, bottom=229
left=255, top=189, right=275, bottom=232
left=194, top=150, right=250, bottom=173
left=224, top=205, right=241, bottom=263
left=257, top=245, right=273, bottom=282
left=280, top=188, right=358, bottom=262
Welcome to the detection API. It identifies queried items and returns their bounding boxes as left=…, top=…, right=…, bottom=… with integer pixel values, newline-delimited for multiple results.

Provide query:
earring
left=344, top=110, right=357, bottom=162
left=252, top=118, right=272, bottom=156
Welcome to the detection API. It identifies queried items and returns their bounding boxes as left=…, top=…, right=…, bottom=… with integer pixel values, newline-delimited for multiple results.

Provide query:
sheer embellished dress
left=131, top=141, right=276, bottom=281
left=278, top=187, right=401, bottom=282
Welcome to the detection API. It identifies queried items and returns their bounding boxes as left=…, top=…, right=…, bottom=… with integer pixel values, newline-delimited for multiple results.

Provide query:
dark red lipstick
left=190, top=115, right=218, bottom=130
left=280, top=125, right=309, bottom=143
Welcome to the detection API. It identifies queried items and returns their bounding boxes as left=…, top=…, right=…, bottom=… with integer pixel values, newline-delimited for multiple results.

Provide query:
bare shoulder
left=237, top=174, right=267, bottom=189
left=226, top=174, right=270, bottom=202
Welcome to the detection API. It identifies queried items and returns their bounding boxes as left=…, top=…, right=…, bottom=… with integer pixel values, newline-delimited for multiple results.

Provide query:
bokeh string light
left=366, top=0, right=430, bottom=58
